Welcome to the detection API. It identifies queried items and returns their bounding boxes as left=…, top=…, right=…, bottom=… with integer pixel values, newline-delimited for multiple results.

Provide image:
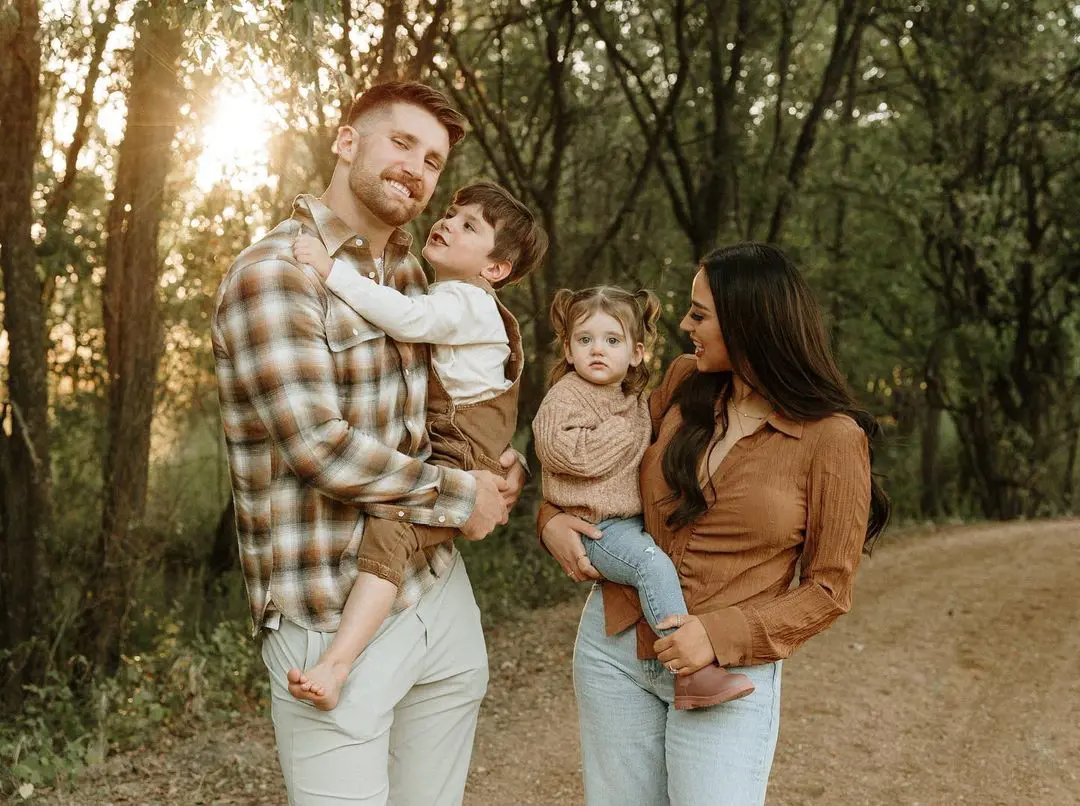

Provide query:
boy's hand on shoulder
left=293, top=233, right=333, bottom=279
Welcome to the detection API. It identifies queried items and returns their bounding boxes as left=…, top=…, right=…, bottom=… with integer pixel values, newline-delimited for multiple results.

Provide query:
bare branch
left=407, top=0, right=451, bottom=80
left=768, top=0, right=868, bottom=241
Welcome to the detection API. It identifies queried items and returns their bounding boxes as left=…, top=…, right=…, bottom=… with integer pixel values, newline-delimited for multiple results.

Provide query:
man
left=212, top=82, right=525, bottom=804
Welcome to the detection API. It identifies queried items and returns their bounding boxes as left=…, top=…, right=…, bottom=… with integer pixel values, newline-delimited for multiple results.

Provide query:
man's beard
left=348, top=162, right=421, bottom=228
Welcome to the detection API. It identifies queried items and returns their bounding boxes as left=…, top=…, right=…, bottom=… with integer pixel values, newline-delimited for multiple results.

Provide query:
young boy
left=287, top=180, right=548, bottom=709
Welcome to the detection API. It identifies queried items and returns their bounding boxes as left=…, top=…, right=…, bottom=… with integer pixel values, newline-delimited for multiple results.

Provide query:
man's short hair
left=452, top=181, right=549, bottom=289
left=346, top=82, right=467, bottom=148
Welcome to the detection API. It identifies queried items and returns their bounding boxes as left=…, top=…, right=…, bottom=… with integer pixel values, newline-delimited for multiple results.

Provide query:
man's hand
left=540, top=512, right=604, bottom=582
left=498, top=449, right=527, bottom=510
left=459, top=470, right=509, bottom=541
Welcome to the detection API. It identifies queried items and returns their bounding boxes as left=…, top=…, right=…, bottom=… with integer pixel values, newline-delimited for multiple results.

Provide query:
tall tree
left=764, top=0, right=870, bottom=241
left=588, top=0, right=873, bottom=253
left=0, top=0, right=48, bottom=705
left=38, top=0, right=119, bottom=307
left=90, top=0, right=186, bottom=672
left=872, top=1, right=1080, bottom=518
left=585, top=0, right=749, bottom=259
left=433, top=0, right=692, bottom=434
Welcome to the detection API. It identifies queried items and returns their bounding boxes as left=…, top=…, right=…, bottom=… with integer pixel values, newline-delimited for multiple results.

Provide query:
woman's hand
left=654, top=615, right=717, bottom=675
left=541, top=512, right=604, bottom=582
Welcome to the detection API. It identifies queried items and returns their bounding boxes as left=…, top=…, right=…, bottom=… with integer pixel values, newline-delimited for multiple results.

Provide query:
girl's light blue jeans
left=586, top=516, right=686, bottom=636
left=573, top=585, right=782, bottom=806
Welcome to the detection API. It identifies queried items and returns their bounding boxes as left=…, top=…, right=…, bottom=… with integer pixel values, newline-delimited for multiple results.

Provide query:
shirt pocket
left=325, top=295, right=383, bottom=352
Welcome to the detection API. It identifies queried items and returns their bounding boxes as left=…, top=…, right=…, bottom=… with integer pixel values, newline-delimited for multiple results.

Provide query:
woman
left=539, top=242, right=890, bottom=805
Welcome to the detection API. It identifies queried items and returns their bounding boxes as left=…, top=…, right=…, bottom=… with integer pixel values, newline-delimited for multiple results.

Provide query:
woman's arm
left=697, top=417, right=871, bottom=666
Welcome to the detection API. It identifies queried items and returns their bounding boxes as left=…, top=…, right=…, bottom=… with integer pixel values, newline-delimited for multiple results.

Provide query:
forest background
left=1, top=0, right=1077, bottom=796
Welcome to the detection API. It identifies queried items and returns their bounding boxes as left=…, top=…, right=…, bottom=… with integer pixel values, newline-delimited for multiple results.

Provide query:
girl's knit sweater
left=532, top=371, right=651, bottom=524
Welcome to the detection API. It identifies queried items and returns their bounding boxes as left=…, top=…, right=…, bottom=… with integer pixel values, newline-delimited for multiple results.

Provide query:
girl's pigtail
left=547, top=288, right=577, bottom=390
left=621, top=288, right=662, bottom=398
left=549, top=288, right=574, bottom=342
left=635, top=289, right=662, bottom=344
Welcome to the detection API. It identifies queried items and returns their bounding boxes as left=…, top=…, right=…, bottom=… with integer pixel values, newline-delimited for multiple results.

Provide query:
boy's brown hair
left=451, top=181, right=549, bottom=288
left=347, top=81, right=467, bottom=148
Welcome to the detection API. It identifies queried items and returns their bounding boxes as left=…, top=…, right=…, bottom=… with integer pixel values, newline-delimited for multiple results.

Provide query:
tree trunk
left=204, top=496, right=238, bottom=596
left=960, top=406, right=1019, bottom=521
left=376, top=0, right=405, bottom=83
left=767, top=0, right=865, bottom=242
left=90, top=3, right=185, bottom=673
left=406, top=0, right=451, bottom=81
left=0, top=0, right=47, bottom=707
left=919, top=405, right=942, bottom=518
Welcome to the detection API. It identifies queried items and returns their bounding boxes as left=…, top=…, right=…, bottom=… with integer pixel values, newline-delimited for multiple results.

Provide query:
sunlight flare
left=195, top=81, right=278, bottom=193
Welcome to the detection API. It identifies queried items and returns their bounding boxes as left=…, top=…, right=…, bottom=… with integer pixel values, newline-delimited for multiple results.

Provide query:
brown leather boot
left=674, top=664, right=755, bottom=710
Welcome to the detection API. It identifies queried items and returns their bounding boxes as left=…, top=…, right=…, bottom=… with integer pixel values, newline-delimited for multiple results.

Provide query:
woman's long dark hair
left=661, top=242, right=891, bottom=550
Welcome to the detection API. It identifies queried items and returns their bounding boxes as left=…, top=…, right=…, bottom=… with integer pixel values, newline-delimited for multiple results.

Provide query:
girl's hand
left=293, top=233, right=333, bottom=278
left=653, top=615, right=717, bottom=675
left=541, top=512, right=604, bottom=582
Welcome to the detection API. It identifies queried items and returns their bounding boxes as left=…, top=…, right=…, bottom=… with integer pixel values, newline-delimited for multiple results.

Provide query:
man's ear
left=481, top=260, right=513, bottom=285
left=334, top=125, right=359, bottom=162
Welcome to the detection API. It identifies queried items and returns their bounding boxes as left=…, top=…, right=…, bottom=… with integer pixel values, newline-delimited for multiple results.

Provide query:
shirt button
left=437, top=515, right=446, bottom=524
left=356, top=237, right=364, bottom=246
left=368, top=271, right=376, bottom=279
left=352, top=328, right=359, bottom=336
left=397, top=510, right=405, bottom=518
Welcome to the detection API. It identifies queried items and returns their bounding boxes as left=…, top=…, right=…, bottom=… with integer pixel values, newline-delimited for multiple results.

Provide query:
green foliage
left=458, top=503, right=579, bottom=623
left=3, top=0, right=1079, bottom=790
left=0, top=616, right=267, bottom=796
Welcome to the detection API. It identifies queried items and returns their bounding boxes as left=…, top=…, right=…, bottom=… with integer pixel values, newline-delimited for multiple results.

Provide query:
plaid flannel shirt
left=212, top=195, right=477, bottom=635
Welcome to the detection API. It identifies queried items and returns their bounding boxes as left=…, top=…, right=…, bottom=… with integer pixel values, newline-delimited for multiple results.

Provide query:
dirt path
left=37, top=520, right=1080, bottom=805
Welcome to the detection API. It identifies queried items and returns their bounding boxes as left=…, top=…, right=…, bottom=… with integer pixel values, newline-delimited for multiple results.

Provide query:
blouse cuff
left=699, top=606, right=754, bottom=667
left=536, top=500, right=563, bottom=555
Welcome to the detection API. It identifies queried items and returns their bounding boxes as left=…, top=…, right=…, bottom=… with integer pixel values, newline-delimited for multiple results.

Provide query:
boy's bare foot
left=286, top=660, right=351, bottom=710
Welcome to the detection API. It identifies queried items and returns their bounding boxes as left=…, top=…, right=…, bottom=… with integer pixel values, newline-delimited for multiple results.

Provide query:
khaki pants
left=261, top=554, right=488, bottom=805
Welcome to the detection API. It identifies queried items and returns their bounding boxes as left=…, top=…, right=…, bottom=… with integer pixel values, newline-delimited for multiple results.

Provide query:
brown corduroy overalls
left=356, top=287, right=523, bottom=586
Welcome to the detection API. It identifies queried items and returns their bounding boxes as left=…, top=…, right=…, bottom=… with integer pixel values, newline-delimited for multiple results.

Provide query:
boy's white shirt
left=326, top=258, right=512, bottom=406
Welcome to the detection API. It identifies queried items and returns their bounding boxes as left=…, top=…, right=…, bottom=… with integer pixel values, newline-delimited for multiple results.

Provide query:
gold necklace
left=732, top=397, right=771, bottom=421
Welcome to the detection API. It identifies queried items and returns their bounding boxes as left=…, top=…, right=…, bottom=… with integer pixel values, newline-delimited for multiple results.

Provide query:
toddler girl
left=532, top=286, right=754, bottom=709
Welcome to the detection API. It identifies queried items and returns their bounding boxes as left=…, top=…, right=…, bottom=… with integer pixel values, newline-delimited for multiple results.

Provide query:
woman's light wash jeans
left=573, top=585, right=781, bottom=806
left=586, top=516, right=686, bottom=636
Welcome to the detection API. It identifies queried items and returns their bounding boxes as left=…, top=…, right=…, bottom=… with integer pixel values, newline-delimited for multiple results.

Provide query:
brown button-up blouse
left=538, top=354, right=872, bottom=667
